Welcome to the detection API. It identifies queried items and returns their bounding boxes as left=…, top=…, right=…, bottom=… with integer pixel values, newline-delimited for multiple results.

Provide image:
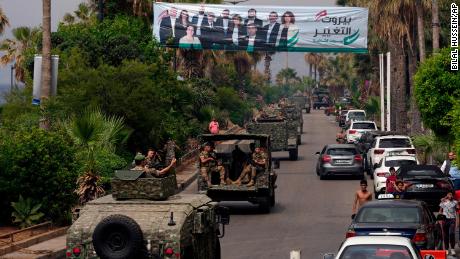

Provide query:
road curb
left=176, top=171, right=198, bottom=191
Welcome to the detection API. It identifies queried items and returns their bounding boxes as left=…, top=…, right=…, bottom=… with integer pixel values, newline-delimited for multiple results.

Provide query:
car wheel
left=289, top=148, right=298, bottom=161
left=320, top=174, right=326, bottom=180
left=258, top=197, right=271, bottom=213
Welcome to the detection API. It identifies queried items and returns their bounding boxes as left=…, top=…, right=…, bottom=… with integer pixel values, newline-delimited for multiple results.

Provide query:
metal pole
left=386, top=52, right=391, bottom=131
left=379, top=54, right=385, bottom=131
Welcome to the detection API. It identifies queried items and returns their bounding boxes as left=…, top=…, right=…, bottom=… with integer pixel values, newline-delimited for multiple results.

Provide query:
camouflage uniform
left=131, top=165, right=145, bottom=171
left=200, top=150, right=226, bottom=185
left=145, top=156, right=162, bottom=169
left=234, top=151, right=267, bottom=187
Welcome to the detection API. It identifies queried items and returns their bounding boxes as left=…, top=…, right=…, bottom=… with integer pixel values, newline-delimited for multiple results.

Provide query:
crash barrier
left=290, top=250, right=301, bottom=259
left=420, top=250, right=447, bottom=259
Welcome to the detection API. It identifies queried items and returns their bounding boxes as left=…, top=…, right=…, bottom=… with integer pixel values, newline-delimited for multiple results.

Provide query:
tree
left=0, top=27, right=40, bottom=82
left=414, top=48, right=460, bottom=137
left=41, top=0, right=52, bottom=129
left=276, top=68, right=301, bottom=86
left=432, top=0, right=440, bottom=52
left=0, top=6, right=10, bottom=34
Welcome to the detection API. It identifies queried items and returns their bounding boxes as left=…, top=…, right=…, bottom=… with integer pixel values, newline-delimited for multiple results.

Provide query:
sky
left=0, top=0, right=337, bottom=98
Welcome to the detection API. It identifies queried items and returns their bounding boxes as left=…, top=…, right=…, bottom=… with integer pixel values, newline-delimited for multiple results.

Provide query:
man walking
left=441, top=151, right=456, bottom=175
left=439, top=191, right=458, bottom=255
left=352, top=180, right=372, bottom=218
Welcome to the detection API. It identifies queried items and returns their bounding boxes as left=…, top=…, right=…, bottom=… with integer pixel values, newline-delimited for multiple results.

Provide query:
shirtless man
left=352, top=179, right=372, bottom=218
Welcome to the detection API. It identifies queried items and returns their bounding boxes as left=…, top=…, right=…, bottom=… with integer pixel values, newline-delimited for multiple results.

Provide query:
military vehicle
left=278, top=103, right=303, bottom=144
left=197, top=134, right=278, bottom=213
left=247, top=116, right=299, bottom=161
left=288, top=95, right=310, bottom=113
left=67, top=171, right=229, bottom=259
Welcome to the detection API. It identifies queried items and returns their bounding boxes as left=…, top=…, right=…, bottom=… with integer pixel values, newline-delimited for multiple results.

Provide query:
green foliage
left=412, top=133, right=449, bottom=164
left=0, top=128, right=78, bottom=224
left=364, top=96, right=380, bottom=120
left=215, top=87, right=252, bottom=125
left=414, top=47, right=460, bottom=136
left=449, top=100, right=460, bottom=159
left=11, top=195, right=45, bottom=229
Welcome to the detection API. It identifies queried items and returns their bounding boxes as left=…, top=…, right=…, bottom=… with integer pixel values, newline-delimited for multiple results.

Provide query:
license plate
left=335, top=160, right=352, bottom=165
left=416, top=184, right=434, bottom=188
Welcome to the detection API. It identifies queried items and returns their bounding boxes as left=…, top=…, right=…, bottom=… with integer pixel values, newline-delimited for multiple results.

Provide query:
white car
left=345, top=121, right=377, bottom=144
left=345, top=109, right=366, bottom=124
left=373, top=155, right=419, bottom=196
left=323, top=236, right=422, bottom=259
left=367, top=135, right=416, bottom=175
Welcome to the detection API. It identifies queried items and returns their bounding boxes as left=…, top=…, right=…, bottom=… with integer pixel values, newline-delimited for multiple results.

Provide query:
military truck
left=197, top=134, right=278, bottom=213
left=247, top=117, right=299, bottom=161
left=67, top=171, right=229, bottom=259
left=288, top=95, right=310, bottom=113
left=278, top=103, right=303, bottom=144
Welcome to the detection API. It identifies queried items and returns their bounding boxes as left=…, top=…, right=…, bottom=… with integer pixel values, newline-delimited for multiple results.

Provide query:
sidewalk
left=175, top=124, right=245, bottom=191
left=1, top=235, right=66, bottom=259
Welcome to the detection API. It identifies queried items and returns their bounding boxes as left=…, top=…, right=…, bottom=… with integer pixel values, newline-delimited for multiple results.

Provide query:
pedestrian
left=352, top=179, right=372, bottom=219
left=385, top=167, right=397, bottom=194
left=439, top=191, right=459, bottom=255
left=441, top=151, right=457, bottom=175
left=442, top=152, right=460, bottom=190
left=208, top=118, right=219, bottom=134
left=392, top=180, right=406, bottom=199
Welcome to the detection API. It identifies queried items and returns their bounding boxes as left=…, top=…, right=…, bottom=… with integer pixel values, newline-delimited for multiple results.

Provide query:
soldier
left=131, top=153, right=147, bottom=171
left=233, top=144, right=267, bottom=187
left=200, top=142, right=226, bottom=186
left=145, top=148, right=162, bottom=169
left=145, top=158, right=177, bottom=178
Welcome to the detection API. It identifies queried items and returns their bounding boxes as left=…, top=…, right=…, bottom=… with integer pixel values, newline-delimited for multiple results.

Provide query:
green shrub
left=0, top=128, right=78, bottom=224
left=11, top=195, right=45, bottom=229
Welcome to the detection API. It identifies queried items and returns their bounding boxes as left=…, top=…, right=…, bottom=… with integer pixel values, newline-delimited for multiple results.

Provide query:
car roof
left=326, top=144, right=357, bottom=149
left=343, top=236, right=413, bottom=246
left=351, top=121, right=376, bottom=124
left=399, top=164, right=442, bottom=172
left=347, top=109, right=366, bottom=113
left=360, top=199, right=423, bottom=208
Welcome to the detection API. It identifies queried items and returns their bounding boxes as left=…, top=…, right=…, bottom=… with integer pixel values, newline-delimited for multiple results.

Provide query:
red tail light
left=436, top=181, right=452, bottom=189
left=322, top=155, right=332, bottom=163
left=376, top=172, right=389, bottom=177
left=374, top=149, right=385, bottom=154
left=354, top=154, right=363, bottom=162
left=346, top=230, right=356, bottom=238
left=349, top=130, right=357, bottom=134
left=164, top=247, right=174, bottom=256
left=413, top=231, right=427, bottom=244
left=407, top=149, right=416, bottom=154
left=72, top=247, right=81, bottom=257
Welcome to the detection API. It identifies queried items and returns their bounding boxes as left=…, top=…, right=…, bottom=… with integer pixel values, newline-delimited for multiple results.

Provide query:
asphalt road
left=183, top=109, right=363, bottom=259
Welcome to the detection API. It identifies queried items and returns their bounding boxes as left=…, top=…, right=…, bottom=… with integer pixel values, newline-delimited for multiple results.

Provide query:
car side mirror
left=323, top=253, right=335, bottom=259
left=273, top=159, right=280, bottom=169
left=216, top=206, right=230, bottom=225
left=315, top=152, right=320, bottom=155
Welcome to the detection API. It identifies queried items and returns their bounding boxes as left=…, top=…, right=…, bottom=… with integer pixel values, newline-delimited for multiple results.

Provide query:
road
left=183, top=109, right=363, bottom=259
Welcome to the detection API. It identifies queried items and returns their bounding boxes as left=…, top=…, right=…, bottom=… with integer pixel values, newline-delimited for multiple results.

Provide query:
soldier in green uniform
left=132, top=153, right=177, bottom=177
left=200, top=142, right=226, bottom=186
left=233, top=145, right=267, bottom=187
left=145, top=148, right=162, bottom=169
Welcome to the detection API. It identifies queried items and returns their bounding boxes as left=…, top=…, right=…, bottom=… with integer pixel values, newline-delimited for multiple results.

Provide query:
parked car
left=323, top=236, right=426, bottom=259
left=397, top=165, right=454, bottom=209
left=315, top=144, right=364, bottom=180
left=345, top=121, right=377, bottom=144
left=367, top=135, right=416, bottom=175
left=345, top=199, right=442, bottom=250
left=373, top=155, right=419, bottom=197
left=345, top=109, right=366, bottom=124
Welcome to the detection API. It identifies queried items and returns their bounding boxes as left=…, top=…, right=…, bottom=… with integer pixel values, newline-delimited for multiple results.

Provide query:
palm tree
left=432, top=0, right=440, bottom=52
left=66, top=109, right=131, bottom=204
left=0, top=27, right=40, bottom=82
left=0, top=7, right=10, bottom=35
left=264, top=52, right=272, bottom=82
left=276, top=68, right=301, bottom=86
left=63, top=3, right=96, bottom=24
left=41, top=0, right=52, bottom=130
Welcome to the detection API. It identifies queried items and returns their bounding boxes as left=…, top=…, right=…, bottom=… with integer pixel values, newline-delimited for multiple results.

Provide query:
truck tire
left=297, top=135, right=301, bottom=145
left=213, top=238, right=221, bottom=259
left=258, top=197, right=271, bottom=213
left=92, top=214, right=144, bottom=259
left=270, top=191, right=275, bottom=207
left=289, top=148, right=298, bottom=161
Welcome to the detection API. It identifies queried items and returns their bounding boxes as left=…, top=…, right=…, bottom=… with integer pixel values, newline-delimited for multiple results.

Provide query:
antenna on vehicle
left=168, top=212, right=176, bottom=226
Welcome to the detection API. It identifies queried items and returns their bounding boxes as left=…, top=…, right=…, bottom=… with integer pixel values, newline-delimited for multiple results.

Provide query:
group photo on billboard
left=153, top=3, right=368, bottom=53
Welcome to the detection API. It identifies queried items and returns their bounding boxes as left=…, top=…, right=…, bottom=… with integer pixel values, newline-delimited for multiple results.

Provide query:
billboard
left=153, top=3, right=368, bottom=53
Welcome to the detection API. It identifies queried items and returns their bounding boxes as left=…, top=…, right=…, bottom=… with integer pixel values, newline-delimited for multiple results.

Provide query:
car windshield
left=353, top=123, right=376, bottom=130
left=399, top=169, right=444, bottom=178
left=327, top=148, right=357, bottom=155
left=339, top=245, right=413, bottom=259
left=349, top=111, right=365, bottom=118
left=385, top=160, right=417, bottom=167
left=356, top=207, right=420, bottom=223
left=379, top=138, right=411, bottom=148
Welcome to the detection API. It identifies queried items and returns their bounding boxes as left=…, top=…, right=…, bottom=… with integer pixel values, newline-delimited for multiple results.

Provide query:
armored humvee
left=278, top=103, right=303, bottom=144
left=247, top=117, right=299, bottom=161
left=67, top=171, right=229, bottom=259
left=197, top=134, right=278, bottom=213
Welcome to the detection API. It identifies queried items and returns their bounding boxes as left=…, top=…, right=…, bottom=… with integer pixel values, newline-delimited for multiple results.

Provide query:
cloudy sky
left=0, top=0, right=337, bottom=96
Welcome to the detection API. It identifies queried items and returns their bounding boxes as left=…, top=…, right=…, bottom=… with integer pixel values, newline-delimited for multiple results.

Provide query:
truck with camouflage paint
left=247, top=117, right=299, bottom=161
left=278, top=103, right=303, bottom=144
left=197, top=134, right=278, bottom=213
left=66, top=172, right=229, bottom=259
left=288, top=95, right=310, bottom=113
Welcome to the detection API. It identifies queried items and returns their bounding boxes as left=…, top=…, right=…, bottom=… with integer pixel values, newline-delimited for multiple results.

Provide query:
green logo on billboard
left=343, top=29, right=360, bottom=45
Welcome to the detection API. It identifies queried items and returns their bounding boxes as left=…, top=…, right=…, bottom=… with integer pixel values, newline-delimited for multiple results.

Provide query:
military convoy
left=197, top=134, right=278, bottom=213
left=67, top=171, right=229, bottom=259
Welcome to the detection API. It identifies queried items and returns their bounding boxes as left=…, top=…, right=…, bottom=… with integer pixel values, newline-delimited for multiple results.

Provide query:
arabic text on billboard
left=153, top=3, right=368, bottom=53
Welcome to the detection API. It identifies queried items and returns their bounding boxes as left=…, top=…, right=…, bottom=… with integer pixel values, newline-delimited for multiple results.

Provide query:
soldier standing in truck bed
left=200, top=142, right=226, bottom=186
left=233, top=144, right=267, bottom=187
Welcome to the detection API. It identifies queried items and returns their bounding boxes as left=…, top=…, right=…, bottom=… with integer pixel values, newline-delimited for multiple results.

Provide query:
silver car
left=315, top=144, right=364, bottom=180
